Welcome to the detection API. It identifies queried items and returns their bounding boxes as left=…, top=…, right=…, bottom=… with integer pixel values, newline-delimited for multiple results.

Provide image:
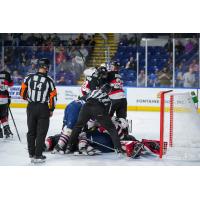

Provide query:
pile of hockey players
left=45, top=61, right=161, bottom=158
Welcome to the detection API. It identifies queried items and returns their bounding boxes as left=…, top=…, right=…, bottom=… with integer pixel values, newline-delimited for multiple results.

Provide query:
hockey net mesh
left=162, top=92, right=200, bottom=160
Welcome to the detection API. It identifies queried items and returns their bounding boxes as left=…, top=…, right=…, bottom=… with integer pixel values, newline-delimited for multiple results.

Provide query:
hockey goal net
left=159, top=90, right=200, bottom=160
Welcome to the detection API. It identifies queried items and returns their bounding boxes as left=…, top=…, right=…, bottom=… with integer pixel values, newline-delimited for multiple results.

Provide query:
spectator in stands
left=189, top=59, right=199, bottom=72
left=19, top=52, right=28, bottom=66
left=183, top=67, right=195, bottom=88
left=56, top=46, right=66, bottom=65
left=67, top=38, right=73, bottom=47
left=46, top=41, right=54, bottom=52
left=19, top=63, right=30, bottom=76
left=12, top=70, right=23, bottom=85
left=56, top=75, right=67, bottom=85
left=11, top=33, right=22, bottom=46
left=30, top=55, right=38, bottom=65
left=148, top=71, right=158, bottom=87
left=89, top=35, right=96, bottom=47
left=85, top=35, right=91, bottom=46
left=74, top=38, right=81, bottom=46
left=175, top=40, right=184, bottom=55
left=31, top=43, right=38, bottom=54
left=175, top=63, right=184, bottom=87
left=158, top=67, right=172, bottom=87
left=164, top=39, right=173, bottom=52
left=185, top=39, right=194, bottom=53
left=68, top=46, right=78, bottom=58
left=125, top=57, right=136, bottom=71
left=57, top=58, right=69, bottom=72
left=4, top=47, right=13, bottom=65
left=39, top=43, right=47, bottom=52
left=128, top=35, right=137, bottom=46
left=46, top=34, right=52, bottom=43
left=79, top=33, right=86, bottom=44
left=26, top=34, right=38, bottom=46
left=71, top=56, right=83, bottom=80
left=166, top=58, right=173, bottom=71
left=37, top=34, right=45, bottom=46
left=28, top=63, right=37, bottom=74
left=138, top=69, right=145, bottom=87
left=52, top=33, right=61, bottom=46
left=79, top=44, right=88, bottom=59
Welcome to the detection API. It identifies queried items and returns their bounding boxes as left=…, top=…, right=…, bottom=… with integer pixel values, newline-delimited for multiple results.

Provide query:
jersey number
left=34, top=82, right=42, bottom=91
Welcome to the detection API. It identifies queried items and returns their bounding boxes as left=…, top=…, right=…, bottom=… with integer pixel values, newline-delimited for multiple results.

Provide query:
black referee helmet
left=38, top=58, right=50, bottom=71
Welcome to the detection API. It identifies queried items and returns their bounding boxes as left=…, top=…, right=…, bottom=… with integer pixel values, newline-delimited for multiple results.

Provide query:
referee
left=20, top=58, right=57, bottom=163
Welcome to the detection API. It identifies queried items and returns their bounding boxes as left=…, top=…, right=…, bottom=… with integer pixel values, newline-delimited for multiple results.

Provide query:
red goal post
left=159, top=90, right=173, bottom=158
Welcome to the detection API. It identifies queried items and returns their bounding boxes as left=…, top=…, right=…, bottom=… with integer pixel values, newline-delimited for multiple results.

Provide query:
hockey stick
left=86, top=137, right=115, bottom=152
left=86, top=137, right=144, bottom=158
left=8, top=107, right=21, bottom=142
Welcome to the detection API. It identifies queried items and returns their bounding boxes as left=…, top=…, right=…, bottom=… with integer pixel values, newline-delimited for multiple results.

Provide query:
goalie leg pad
left=141, top=139, right=168, bottom=155
left=121, top=140, right=143, bottom=158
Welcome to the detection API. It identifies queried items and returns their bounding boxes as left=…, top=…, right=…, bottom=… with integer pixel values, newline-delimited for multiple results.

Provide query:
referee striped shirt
left=20, top=72, right=57, bottom=111
left=87, top=88, right=111, bottom=107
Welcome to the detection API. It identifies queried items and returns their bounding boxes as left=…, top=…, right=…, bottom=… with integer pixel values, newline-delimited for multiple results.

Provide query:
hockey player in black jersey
left=67, top=83, right=123, bottom=154
left=0, top=70, right=14, bottom=138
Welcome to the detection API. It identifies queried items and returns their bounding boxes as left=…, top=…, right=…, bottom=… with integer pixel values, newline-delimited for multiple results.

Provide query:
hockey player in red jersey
left=81, top=67, right=99, bottom=96
left=0, top=70, right=14, bottom=138
left=107, top=61, right=127, bottom=119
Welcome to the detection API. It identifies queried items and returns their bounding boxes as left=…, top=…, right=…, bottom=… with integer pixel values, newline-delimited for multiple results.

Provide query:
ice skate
left=33, top=155, right=46, bottom=163
left=3, top=125, right=13, bottom=139
left=52, top=144, right=65, bottom=155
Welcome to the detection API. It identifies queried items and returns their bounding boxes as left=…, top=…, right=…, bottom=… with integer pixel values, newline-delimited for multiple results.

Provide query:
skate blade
left=33, top=159, right=46, bottom=164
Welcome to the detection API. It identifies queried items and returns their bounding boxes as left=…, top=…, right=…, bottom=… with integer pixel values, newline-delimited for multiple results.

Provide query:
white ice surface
left=0, top=108, right=200, bottom=166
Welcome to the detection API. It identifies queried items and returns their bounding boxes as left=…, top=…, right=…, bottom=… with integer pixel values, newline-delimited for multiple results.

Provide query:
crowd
left=0, top=33, right=95, bottom=85
left=116, top=37, right=199, bottom=88
left=0, top=33, right=200, bottom=88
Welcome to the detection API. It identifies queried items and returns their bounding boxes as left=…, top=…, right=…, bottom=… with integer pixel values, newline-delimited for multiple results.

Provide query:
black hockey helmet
left=97, top=64, right=108, bottom=78
left=38, top=58, right=50, bottom=70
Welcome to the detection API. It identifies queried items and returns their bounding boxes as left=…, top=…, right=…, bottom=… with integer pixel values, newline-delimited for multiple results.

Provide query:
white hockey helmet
left=83, top=67, right=97, bottom=77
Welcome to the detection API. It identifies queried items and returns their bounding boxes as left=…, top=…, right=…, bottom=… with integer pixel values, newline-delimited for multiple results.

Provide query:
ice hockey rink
left=0, top=108, right=200, bottom=166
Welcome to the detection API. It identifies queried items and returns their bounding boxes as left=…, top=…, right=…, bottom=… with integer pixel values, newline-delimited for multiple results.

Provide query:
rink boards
left=9, top=86, right=200, bottom=112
